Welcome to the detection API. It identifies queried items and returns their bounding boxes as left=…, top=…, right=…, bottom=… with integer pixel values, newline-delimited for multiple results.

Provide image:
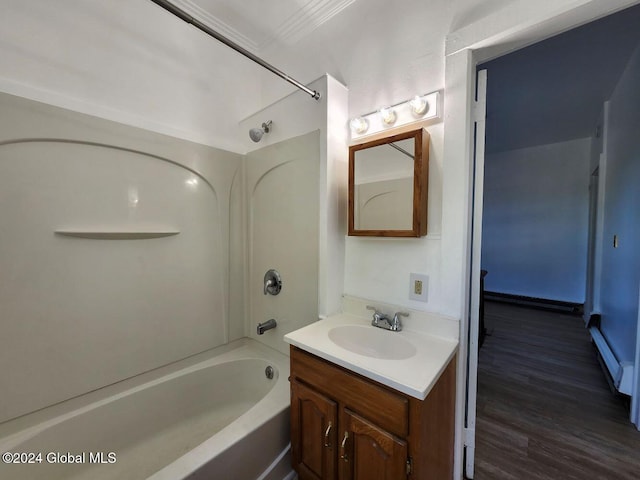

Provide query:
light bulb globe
left=379, top=107, right=397, bottom=126
left=409, top=95, right=428, bottom=116
left=349, top=117, right=369, bottom=134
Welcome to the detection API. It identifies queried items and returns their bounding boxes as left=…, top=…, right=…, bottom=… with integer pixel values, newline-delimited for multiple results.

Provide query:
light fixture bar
left=350, top=91, right=441, bottom=140
left=149, top=0, right=321, bottom=101
left=355, top=91, right=439, bottom=121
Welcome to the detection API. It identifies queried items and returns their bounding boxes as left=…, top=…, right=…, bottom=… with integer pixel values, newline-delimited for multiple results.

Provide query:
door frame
left=443, top=1, right=640, bottom=477
left=463, top=68, right=487, bottom=479
left=584, top=165, right=599, bottom=322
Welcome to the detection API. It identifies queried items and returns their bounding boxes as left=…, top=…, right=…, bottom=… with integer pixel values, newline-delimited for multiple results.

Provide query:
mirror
left=348, top=128, right=429, bottom=237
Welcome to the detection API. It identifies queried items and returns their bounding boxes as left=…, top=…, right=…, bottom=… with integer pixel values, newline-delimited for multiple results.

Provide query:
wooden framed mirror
left=348, top=127, right=429, bottom=237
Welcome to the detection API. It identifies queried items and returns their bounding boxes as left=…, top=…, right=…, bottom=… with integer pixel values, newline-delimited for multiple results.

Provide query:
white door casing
left=464, top=69, right=487, bottom=479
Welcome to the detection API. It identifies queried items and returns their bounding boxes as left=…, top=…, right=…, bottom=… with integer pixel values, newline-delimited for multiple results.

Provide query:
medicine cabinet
left=348, top=128, right=429, bottom=237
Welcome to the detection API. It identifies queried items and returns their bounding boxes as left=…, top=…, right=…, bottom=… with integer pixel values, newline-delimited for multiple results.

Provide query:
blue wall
left=482, top=138, right=591, bottom=303
left=600, top=44, right=640, bottom=363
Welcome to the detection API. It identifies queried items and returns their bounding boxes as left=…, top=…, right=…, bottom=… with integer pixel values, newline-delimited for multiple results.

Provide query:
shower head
left=249, top=120, right=272, bottom=143
left=249, top=128, right=263, bottom=143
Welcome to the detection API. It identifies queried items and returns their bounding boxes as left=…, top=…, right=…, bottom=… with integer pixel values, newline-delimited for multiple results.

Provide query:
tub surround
left=0, top=92, right=244, bottom=424
left=246, top=130, right=320, bottom=357
left=284, top=295, right=459, bottom=399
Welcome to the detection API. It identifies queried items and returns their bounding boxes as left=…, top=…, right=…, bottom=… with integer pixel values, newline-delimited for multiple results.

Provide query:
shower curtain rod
left=149, top=0, right=321, bottom=101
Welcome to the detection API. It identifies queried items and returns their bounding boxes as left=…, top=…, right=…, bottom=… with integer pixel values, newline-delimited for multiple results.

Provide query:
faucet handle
left=366, top=305, right=384, bottom=325
left=391, top=311, right=409, bottom=330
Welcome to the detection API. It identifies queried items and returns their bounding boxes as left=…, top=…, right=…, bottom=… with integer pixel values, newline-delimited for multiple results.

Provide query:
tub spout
left=257, top=319, right=277, bottom=335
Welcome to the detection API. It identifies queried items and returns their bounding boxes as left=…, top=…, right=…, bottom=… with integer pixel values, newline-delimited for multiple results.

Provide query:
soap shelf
left=54, top=230, right=180, bottom=240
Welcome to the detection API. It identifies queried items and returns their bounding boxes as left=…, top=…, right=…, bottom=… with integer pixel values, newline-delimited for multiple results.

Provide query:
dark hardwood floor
left=474, top=302, right=640, bottom=480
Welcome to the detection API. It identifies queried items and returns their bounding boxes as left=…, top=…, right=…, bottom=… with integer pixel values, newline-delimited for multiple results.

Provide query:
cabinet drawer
left=290, top=347, right=409, bottom=438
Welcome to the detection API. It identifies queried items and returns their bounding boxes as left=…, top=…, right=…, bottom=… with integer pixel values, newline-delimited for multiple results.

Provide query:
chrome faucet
left=366, top=306, right=408, bottom=332
left=257, top=318, right=277, bottom=335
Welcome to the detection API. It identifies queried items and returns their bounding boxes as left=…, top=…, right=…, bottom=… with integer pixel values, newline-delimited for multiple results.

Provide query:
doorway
left=442, top=2, right=640, bottom=478
left=472, top=4, right=640, bottom=479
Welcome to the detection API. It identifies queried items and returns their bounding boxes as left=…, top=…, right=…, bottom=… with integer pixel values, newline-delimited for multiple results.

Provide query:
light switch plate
left=409, top=273, right=428, bottom=302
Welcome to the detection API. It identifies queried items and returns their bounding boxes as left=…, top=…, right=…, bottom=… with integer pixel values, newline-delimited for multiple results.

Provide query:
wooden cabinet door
left=291, top=380, right=338, bottom=480
left=339, top=409, right=408, bottom=480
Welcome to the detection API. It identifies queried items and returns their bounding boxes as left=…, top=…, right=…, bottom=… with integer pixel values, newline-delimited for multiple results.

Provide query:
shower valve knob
left=263, top=269, right=282, bottom=295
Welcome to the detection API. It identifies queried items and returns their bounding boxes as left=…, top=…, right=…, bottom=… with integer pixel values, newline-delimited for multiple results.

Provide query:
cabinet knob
left=340, top=431, right=349, bottom=462
left=324, top=422, right=333, bottom=448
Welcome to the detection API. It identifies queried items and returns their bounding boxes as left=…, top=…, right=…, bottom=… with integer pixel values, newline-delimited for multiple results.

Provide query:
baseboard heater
left=589, top=326, right=634, bottom=396
left=484, top=291, right=583, bottom=314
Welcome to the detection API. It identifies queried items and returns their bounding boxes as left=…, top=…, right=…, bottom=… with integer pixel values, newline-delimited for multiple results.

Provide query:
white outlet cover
left=409, top=273, right=428, bottom=302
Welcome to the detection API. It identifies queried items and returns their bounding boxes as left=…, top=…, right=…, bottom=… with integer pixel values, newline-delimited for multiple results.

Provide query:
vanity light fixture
left=379, top=106, right=397, bottom=126
left=349, top=90, right=440, bottom=140
left=349, top=116, right=369, bottom=135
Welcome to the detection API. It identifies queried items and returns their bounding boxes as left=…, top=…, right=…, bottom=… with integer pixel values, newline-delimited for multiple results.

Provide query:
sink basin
left=328, top=325, right=417, bottom=360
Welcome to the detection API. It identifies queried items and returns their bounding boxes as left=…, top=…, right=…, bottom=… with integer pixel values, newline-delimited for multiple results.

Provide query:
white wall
left=599, top=43, right=640, bottom=363
left=481, top=138, right=592, bottom=303
left=344, top=121, right=445, bottom=312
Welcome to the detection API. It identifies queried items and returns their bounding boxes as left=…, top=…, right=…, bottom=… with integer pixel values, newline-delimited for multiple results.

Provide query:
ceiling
left=174, top=0, right=357, bottom=52
left=481, top=3, right=640, bottom=153
left=2, top=1, right=638, bottom=153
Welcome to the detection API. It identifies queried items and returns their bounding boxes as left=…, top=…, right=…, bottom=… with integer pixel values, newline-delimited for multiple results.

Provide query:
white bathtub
left=0, top=339, right=293, bottom=480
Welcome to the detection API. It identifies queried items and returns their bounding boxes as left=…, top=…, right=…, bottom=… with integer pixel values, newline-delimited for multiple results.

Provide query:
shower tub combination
left=0, top=91, right=307, bottom=480
left=0, top=340, right=292, bottom=480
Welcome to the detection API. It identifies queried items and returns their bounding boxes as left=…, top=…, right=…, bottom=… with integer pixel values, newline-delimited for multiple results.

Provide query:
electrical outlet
left=409, top=273, right=428, bottom=302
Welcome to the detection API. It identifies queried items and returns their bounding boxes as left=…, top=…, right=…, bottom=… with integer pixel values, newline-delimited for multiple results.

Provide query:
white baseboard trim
left=589, top=326, right=634, bottom=395
left=590, top=327, right=621, bottom=384
left=619, top=361, right=634, bottom=396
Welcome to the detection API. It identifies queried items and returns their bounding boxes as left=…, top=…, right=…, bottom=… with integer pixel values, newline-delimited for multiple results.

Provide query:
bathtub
left=0, top=339, right=293, bottom=480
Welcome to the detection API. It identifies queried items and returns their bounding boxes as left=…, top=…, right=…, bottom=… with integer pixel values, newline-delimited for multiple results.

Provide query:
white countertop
left=284, top=312, right=458, bottom=400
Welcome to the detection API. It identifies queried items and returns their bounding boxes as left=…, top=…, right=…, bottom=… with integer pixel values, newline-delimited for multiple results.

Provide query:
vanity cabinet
left=290, top=346, right=456, bottom=480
